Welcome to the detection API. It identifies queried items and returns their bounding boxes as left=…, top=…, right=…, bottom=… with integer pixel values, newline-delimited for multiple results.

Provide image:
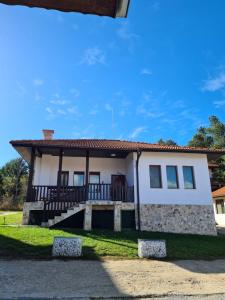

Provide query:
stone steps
left=41, top=204, right=86, bottom=228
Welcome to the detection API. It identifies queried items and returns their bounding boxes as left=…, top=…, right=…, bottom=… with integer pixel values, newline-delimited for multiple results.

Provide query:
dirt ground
left=1, top=259, right=225, bottom=299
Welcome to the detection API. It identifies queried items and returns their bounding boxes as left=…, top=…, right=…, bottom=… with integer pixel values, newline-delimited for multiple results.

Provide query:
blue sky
left=1, top=0, right=225, bottom=166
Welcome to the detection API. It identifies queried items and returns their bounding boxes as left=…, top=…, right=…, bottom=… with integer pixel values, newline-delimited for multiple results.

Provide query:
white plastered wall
left=213, top=197, right=225, bottom=226
left=33, top=154, right=135, bottom=186
left=138, top=152, right=213, bottom=205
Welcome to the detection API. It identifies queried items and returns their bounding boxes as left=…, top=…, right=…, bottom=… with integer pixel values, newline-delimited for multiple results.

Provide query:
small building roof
left=212, top=186, right=225, bottom=198
left=0, top=0, right=130, bottom=18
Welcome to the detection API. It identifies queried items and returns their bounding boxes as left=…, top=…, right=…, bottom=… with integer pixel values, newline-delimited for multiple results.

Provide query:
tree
left=188, top=116, right=225, bottom=149
left=0, top=158, right=28, bottom=201
left=188, top=127, right=213, bottom=148
left=188, top=115, right=225, bottom=187
left=157, top=138, right=177, bottom=146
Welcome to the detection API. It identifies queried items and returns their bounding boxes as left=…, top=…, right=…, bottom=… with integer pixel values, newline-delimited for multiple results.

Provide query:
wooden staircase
left=41, top=203, right=86, bottom=228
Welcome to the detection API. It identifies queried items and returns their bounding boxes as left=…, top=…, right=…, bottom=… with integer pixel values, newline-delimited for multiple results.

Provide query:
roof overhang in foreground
left=10, top=139, right=225, bottom=164
left=0, top=0, right=130, bottom=18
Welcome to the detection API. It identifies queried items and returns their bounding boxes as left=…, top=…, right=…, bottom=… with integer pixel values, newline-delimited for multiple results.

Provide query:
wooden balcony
left=29, top=184, right=134, bottom=210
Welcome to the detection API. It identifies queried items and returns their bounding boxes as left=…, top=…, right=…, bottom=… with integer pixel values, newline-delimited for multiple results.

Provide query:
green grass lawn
left=0, top=211, right=23, bottom=225
left=1, top=223, right=225, bottom=260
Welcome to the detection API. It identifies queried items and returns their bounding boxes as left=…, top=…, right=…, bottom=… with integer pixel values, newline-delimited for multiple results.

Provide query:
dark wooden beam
left=36, top=147, right=42, bottom=158
left=0, top=0, right=128, bottom=17
left=85, top=150, right=89, bottom=201
left=26, top=147, right=35, bottom=202
left=57, top=149, right=63, bottom=199
left=136, top=150, right=142, bottom=231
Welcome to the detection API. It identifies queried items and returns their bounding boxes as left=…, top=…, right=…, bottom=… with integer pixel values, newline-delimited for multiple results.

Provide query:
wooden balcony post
left=85, top=150, right=90, bottom=201
left=26, top=147, right=35, bottom=202
left=57, top=149, right=63, bottom=200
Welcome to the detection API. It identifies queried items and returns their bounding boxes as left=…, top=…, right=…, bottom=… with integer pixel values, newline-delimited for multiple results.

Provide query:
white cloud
left=81, top=47, right=106, bottom=66
left=213, top=100, right=225, bottom=108
left=45, top=107, right=55, bottom=120
left=140, top=68, right=152, bottom=76
left=202, top=72, right=225, bottom=92
left=136, top=105, right=164, bottom=118
left=117, top=22, right=139, bottom=53
left=33, top=79, right=44, bottom=86
left=67, top=106, right=81, bottom=116
left=129, top=126, right=147, bottom=139
left=50, top=99, right=68, bottom=105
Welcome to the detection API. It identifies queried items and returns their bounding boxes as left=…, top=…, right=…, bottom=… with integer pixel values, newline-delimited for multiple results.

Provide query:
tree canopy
left=188, top=116, right=225, bottom=149
left=188, top=115, right=225, bottom=188
left=0, top=158, right=28, bottom=202
left=157, top=138, right=177, bottom=146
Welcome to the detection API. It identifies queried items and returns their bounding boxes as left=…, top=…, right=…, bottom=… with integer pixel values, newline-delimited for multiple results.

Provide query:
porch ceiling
left=13, top=145, right=130, bottom=163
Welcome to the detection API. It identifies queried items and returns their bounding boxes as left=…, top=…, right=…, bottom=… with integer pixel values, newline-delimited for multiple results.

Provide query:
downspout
left=136, top=149, right=142, bottom=231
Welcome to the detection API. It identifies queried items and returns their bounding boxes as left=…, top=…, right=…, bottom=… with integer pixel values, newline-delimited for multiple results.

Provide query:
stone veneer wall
left=140, top=204, right=217, bottom=236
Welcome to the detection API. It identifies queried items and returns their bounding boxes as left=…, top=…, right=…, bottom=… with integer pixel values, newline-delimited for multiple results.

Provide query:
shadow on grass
left=1, top=228, right=225, bottom=274
left=0, top=232, right=99, bottom=260
left=61, top=227, right=137, bottom=250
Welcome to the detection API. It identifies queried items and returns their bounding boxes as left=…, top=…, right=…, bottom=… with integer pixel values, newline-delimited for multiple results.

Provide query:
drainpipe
left=136, top=149, right=142, bottom=231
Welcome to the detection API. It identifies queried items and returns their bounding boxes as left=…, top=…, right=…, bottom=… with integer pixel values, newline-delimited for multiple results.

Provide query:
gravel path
left=1, top=259, right=225, bottom=299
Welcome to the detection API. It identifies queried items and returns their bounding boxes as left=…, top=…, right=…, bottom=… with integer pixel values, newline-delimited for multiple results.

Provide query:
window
left=89, top=172, right=100, bottom=184
left=183, top=166, right=195, bottom=189
left=60, top=171, right=69, bottom=186
left=73, top=172, right=84, bottom=187
left=216, top=199, right=225, bottom=214
left=166, top=166, right=179, bottom=189
left=149, top=165, right=162, bottom=188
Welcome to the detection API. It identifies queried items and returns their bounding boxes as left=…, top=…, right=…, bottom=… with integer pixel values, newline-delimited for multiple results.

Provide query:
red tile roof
left=10, top=139, right=225, bottom=154
left=212, top=186, right=225, bottom=197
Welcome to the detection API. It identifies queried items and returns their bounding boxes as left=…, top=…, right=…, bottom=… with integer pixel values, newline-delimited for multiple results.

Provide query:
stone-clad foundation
left=140, top=204, right=217, bottom=236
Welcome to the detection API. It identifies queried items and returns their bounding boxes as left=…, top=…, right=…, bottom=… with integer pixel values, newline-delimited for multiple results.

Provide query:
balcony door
left=89, top=172, right=101, bottom=200
left=111, top=175, right=126, bottom=201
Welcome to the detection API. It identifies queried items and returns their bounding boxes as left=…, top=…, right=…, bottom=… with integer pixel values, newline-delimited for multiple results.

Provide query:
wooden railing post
left=26, top=147, right=35, bottom=202
left=57, top=149, right=63, bottom=202
left=85, top=150, right=89, bottom=201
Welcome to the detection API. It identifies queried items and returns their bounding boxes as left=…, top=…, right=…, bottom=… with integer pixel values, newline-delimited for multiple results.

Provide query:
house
left=10, top=129, right=225, bottom=235
left=0, top=0, right=130, bottom=18
left=208, top=163, right=224, bottom=191
left=212, top=186, right=225, bottom=226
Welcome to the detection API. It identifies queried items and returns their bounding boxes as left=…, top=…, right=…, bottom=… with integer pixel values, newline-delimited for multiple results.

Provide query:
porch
left=30, top=183, right=134, bottom=211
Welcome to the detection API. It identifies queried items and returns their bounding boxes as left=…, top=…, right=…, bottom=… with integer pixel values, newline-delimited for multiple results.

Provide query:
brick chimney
left=42, top=129, right=54, bottom=140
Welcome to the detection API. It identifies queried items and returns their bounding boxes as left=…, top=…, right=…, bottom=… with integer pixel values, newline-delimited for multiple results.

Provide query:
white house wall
left=33, top=155, right=129, bottom=186
left=138, top=152, right=212, bottom=205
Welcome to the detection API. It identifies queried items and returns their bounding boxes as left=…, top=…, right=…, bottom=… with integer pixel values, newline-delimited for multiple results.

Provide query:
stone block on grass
left=52, top=237, right=82, bottom=257
left=138, top=239, right=167, bottom=258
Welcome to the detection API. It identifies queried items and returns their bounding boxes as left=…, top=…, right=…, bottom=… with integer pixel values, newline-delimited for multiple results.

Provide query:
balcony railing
left=30, top=184, right=134, bottom=207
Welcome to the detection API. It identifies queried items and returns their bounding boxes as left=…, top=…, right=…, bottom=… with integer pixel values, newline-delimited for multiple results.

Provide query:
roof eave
left=0, top=0, right=130, bottom=18
left=10, top=141, right=225, bottom=156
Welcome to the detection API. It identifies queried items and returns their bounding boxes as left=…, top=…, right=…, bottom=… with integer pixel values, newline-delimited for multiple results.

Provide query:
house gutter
left=136, top=149, right=142, bottom=231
